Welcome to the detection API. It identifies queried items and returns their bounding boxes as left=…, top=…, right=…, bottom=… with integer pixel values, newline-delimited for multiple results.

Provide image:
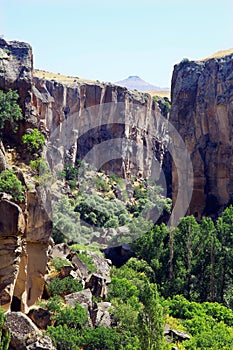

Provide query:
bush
left=22, top=129, right=45, bottom=153
left=47, top=276, right=82, bottom=297
left=0, top=169, right=25, bottom=202
left=77, top=252, right=96, bottom=273
left=47, top=324, right=82, bottom=350
left=52, top=258, right=72, bottom=272
left=0, top=308, right=10, bottom=350
left=29, top=158, right=49, bottom=175
left=0, top=89, right=23, bottom=133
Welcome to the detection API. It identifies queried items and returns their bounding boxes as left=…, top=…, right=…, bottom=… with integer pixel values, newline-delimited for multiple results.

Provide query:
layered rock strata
left=170, top=53, right=233, bottom=217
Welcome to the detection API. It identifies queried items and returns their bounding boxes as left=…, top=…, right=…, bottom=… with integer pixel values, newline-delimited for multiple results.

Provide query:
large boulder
left=5, top=312, right=56, bottom=350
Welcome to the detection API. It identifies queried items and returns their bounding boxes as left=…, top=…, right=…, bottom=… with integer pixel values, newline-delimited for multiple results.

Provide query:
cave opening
left=11, top=296, right=21, bottom=312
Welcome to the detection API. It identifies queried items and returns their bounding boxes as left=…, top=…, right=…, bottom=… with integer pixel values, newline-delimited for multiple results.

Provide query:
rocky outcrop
left=33, top=74, right=168, bottom=180
left=0, top=38, right=169, bottom=313
left=170, top=53, right=233, bottom=217
left=5, top=312, right=55, bottom=350
left=0, top=190, right=52, bottom=313
left=0, top=200, right=25, bottom=311
left=0, top=39, right=53, bottom=312
left=0, top=38, right=33, bottom=126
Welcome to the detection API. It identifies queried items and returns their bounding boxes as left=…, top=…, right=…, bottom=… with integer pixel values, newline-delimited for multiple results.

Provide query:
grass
left=148, top=90, right=171, bottom=99
left=200, top=48, right=233, bottom=61
left=33, top=69, right=99, bottom=86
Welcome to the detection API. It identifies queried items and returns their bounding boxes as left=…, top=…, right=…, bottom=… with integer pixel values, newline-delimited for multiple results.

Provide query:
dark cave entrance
left=11, top=296, right=21, bottom=312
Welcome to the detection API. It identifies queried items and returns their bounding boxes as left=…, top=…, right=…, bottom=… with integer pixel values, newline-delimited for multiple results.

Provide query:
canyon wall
left=0, top=39, right=52, bottom=312
left=0, top=39, right=169, bottom=311
left=170, top=53, right=233, bottom=218
left=32, top=73, right=168, bottom=180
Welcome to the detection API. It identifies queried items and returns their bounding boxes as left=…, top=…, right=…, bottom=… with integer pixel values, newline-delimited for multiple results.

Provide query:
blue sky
left=1, top=0, right=232, bottom=87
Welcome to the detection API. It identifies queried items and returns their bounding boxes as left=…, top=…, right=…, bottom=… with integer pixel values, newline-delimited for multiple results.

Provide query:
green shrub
left=77, top=252, right=96, bottom=273
left=0, top=169, right=25, bottom=202
left=82, top=327, right=120, bottom=350
left=22, top=129, right=45, bottom=153
left=47, top=324, right=82, bottom=350
left=52, top=258, right=72, bottom=272
left=0, top=89, right=23, bottom=133
left=0, top=307, right=10, bottom=350
left=53, top=303, right=88, bottom=329
left=29, top=158, right=49, bottom=175
left=47, top=276, right=82, bottom=297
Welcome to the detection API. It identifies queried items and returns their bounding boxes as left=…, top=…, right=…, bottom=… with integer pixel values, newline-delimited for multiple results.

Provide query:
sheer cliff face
left=0, top=39, right=169, bottom=311
left=170, top=54, right=233, bottom=217
left=0, top=38, right=33, bottom=118
left=32, top=75, right=168, bottom=179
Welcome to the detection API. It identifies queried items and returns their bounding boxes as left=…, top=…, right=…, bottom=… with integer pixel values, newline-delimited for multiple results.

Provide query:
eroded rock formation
left=170, top=53, right=233, bottom=217
left=0, top=39, right=52, bottom=312
left=0, top=38, right=170, bottom=313
left=32, top=73, right=168, bottom=180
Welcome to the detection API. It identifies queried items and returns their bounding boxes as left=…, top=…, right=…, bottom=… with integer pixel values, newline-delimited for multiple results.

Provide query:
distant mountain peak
left=115, top=76, right=168, bottom=92
left=128, top=75, right=141, bottom=79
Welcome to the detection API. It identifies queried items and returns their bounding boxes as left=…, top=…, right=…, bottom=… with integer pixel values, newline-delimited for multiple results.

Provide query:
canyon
left=0, top=37, right=233, bottom=315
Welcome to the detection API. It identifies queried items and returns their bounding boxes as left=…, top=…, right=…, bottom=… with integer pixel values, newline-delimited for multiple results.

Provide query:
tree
left=173, top=216, right=200, bottom=299
left=216, top=206, right=233, bottom=302
left=0, top=169, right=25, bottom=202
left=0, top=89, right=23, bottom=134
left=138, top=282, right=165, bottom=350
left=0, top=308, right=10, bottom=350
left=22, top=128, right=45, bottom=153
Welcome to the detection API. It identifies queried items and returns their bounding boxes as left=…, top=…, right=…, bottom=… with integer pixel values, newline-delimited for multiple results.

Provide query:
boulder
left=164, top=324, right=190, bottom=343
left=93, top=302, right=112, bottom=328
left=27, top=307, right=52, bottom=329
left=26, top=336, right=56, bottom=350
left=6, top=312, right=42, bottom=350
left=65, top=289, right=92, bottom=308
left=51, top=243, right=72, bottom=259
left=85, top=273, right=110, bottom=298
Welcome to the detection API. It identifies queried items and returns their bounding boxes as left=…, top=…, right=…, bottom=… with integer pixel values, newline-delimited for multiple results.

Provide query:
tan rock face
left=0, top=38, right=33, bottom=121
left=170, top=53, right=233, bottom=218
left=0, top=38, right=169, bottom=313
left=32, top=75, right=168, bottom=180
left=0, top=200, right=25, bottom=311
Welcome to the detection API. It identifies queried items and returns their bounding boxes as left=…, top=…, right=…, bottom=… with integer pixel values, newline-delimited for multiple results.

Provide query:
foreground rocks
left=5, top=312, right=55, bottom=350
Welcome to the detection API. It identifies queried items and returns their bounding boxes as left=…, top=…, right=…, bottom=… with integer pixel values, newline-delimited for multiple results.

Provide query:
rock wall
left=0, top=38, right=169, bottom=312
left=32, top=75, right=168, bottom=180
left=0, top=39, right=52, bottom=312
left=170, top=53, right=233, bottom=218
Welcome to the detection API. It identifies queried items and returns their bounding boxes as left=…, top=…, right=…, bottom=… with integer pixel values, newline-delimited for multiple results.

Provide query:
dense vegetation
left=0, top=89, right=23, bottom=134
left=133, top=207, right=233, bottom=306
left=52, top=162, right=171, bottom=246
left=0, top=88, right=233, bottom=349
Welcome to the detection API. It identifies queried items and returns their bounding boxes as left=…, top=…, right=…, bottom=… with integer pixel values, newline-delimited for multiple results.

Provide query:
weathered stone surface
left=0, top=200, right=25, bottom=311
left=85, top=251, right=111, bottom=277
left=0, top=38, right=33, bottom=124
left=51, top=243, right=71, bottom=259
left=164, top=324, right=190, bottom=343
left=33, top=72, right=168, bottom=180
left=27, top=307, right=52, bottom=330
left=85, top=273, right=110, bottom=298
left=93, top=302, right=112, bottom=328
left=26, top=336, right=56, bottom=350
left=0, top=141, right=7, bottom=172
left=170, top=52, right=233, bottom=217
left=6, top=312, right=42, bottom=350
left=65, top=289, right=92, bottom=308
